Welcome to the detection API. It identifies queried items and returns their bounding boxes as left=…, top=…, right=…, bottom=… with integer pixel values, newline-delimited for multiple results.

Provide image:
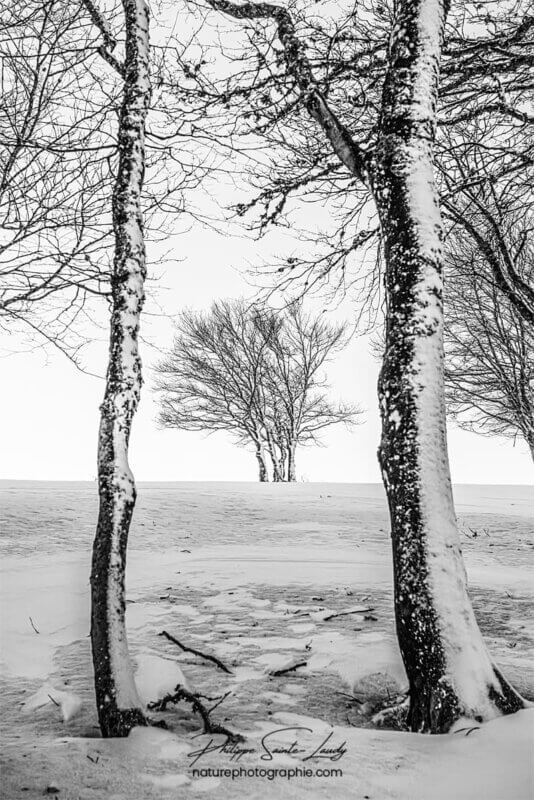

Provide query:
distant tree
left=155, top=299, right=359, bottom=480
left=445, top=218, right=534, bottom=463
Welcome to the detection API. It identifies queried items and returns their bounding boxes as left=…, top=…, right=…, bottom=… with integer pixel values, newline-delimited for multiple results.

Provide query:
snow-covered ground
left=0, top=482, right=533, bottom=799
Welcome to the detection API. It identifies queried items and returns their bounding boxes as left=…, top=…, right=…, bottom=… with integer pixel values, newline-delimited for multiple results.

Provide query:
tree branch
left=205, top=0, right=369, bottom=182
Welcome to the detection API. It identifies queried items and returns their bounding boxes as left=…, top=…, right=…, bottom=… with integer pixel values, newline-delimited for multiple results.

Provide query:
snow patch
left=141, top=773, right=190, bottom=789
left=191, top=777, right=221, bottom=792
left=127, top=726, right=191, bottom=760
left=22, top=682, right=83, bottom=722
left=254, top=653, right=305, bottom=675
left=306, top=631, right=407, bottom=691
left=134, top=653, right=190, bottom=705
left=288, top=622, right=316, bottom=634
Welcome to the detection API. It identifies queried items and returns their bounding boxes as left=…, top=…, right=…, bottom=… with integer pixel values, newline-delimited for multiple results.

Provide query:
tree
left=1, top=0, right=235, bottom=738
left=169, top=0, right=534, bottom=327
left=192, top=0, right=527, bottom=730
left=445, top=217, right=534, bottom=462
left=0, top=1, right=115, bottom=359
left=0, top=0, right=198, bottom=363
left=86, top=0, right=151, bottom=737
left=155, top=299, right=358, bottom=481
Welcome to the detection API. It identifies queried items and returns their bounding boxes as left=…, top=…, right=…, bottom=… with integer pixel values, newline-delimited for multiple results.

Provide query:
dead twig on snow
left=159, top=630, right=233, bottom=674
left=271, top=661, right=308, bottom=676
left=322, top=607, right=374, bottom=621
left=148, top=684, right=242, bottom=741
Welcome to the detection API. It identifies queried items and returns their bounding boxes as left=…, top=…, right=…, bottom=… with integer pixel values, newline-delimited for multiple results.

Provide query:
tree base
left=98, top=706, right=148, bottom=738
left=372, top=696, right=410, bottom=731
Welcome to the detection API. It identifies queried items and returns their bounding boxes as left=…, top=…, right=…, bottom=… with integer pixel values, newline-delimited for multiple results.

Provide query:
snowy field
left=0, top=481, right=533, bottom=799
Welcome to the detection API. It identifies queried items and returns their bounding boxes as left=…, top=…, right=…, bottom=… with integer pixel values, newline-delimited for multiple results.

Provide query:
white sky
left=1, top=222, right=532, bottom=484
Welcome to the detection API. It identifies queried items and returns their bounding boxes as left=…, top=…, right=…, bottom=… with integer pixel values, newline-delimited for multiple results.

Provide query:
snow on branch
left=205, top=0, right=369, bottom=182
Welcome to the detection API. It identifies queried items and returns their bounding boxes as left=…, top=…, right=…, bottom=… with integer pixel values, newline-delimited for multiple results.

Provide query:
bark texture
left=373, top=0, right=524, bottom=731
left=91, top=0, right=151, bottom=738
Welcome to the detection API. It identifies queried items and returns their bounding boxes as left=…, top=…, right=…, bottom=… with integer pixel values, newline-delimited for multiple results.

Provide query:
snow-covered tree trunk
left=91, top=0, right=151, bottom=738
left=373, top=0, right=525, bottom=732
left=287, top=442, right=297, bottom=482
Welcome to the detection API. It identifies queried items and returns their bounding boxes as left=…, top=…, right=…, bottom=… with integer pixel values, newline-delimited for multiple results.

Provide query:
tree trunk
left=373, top=0, right=524, bottom=732
left=277, top=446, right=287, bottom=482
left=254, top=441, right=269, bottom=481
left=287, top=442, right=297, bottom=482
left=265, top=432, right=283, bottom=481
left=91, top=0, right=151, bottom=738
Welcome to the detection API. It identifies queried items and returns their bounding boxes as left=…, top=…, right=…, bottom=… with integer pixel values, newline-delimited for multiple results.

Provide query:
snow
left=134, top=653, right=190, bottom=705
left=1, top=482, right=532, bottom=799
left=227, top=635, right=309, bottom=651
left=288, top=623, right=316, bottom=634
left=140, top=772, right=190, bottom=788
left=203, top=589, right=271, bottom=610
left=1, top=540, right=531, bottom=682
left=126, top=726, right=191, bottom=760
left=253, top=653, right=305, bottom=675
left=22, top=682, right=83, bottom=722
left=190, top=777, right=222, bottom=792
left=306, top=630, right=407, bottom=692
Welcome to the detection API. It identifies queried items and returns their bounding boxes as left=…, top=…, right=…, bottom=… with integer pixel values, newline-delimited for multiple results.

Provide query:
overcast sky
left=1, top=220, right=532, bottom=485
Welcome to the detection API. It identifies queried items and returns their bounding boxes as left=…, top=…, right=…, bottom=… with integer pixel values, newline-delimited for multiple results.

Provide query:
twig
left=159, top=630, right=233, bottom=674
left=271, top=661, right=307, bottom=676
left=148, top=684, right=242, bottom=741
left=29, top=617, right=40, bottom=634
left=454, top=726, right=480, bottom=737
left=207, top=691, right=232, bottom=714
left=47, top=694, right=60, bottom=707
left=322, top=607, right=374, bottom=622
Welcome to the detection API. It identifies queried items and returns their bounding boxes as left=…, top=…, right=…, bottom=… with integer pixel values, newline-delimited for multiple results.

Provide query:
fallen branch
left=29, top=617, right=40, bottom=634
left=271, top=661, right=307, bottom=677
left=159, top=630, right=233, bottom=674
left=293, top=606, right=374, bottom=621
left=148, top=684, right=242, bottom=741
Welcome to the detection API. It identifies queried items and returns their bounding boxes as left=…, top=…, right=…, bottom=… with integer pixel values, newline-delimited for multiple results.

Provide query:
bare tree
left=445, top=218, right=534, bottom=462
left=0, top=1, right=115, bottom=358
left=191, top=0, right=527, bottom=730
left=156, top=299, right=358, bottom=481
left=157, top=299, right=275, bottom=480
left=1, top=0, right=234, bottom=738
left=86, top=0, right=150, bottom=737
left=167, top=0, right=534, bottom=327
left=256, top=303, right=358, bottom=481
left=0, top=1, right=201, bottom=362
